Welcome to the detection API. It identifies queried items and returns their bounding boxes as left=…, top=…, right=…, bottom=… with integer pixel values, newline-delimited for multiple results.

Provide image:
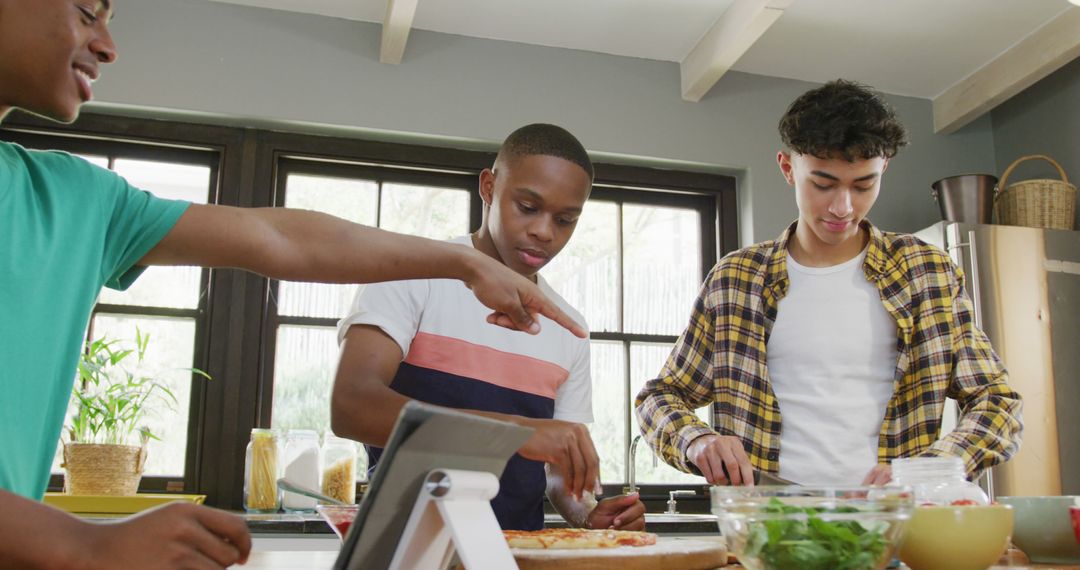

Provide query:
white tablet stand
left=388, top=469, right=519, bottom=570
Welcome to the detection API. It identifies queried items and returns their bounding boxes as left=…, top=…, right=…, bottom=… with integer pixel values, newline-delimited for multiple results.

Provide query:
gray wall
left=92, top=0, right=998, bottom=244
left=992, top=57, right=1080, bottom=230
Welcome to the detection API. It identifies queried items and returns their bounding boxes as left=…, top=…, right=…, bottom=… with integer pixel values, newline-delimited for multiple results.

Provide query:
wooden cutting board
left=511, top=537, right=729, bottom=570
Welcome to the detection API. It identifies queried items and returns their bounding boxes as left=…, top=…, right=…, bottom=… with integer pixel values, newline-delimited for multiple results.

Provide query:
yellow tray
left=44, top=492, right=206, bottom=514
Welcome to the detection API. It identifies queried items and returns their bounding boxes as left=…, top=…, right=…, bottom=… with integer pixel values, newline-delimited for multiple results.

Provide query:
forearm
left=925, top=385, right=1022, bottom=477
left=0, top=490, right=87, bottom=570
left=635, top=379, right=714, bottom=473
left=927, top=281, right=1023, bottom=476
left=635, top=287, right=718, bottom=472
left=148, top=205, right=485, bottom=284
left=256, top=209, right=485, bottom=283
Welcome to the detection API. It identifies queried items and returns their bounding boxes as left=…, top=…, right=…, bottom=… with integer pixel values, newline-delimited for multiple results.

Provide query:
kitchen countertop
left=241, top=513, right=1080, bottom=569
left=243, top=512, right=720, bottom=536
left=245, top=512, right=336, bottom=535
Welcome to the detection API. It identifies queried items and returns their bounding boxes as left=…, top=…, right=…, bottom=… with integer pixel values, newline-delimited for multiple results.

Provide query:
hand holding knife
left=754, top=470, right=797, bottom=486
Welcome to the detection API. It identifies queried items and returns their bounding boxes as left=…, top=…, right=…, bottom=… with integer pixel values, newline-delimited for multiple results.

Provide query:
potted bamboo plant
left=62, top=330, right=208, bottom=495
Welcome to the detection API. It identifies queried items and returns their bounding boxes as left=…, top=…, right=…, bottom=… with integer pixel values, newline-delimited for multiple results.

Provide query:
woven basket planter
left=996, top=155, right=1077, bottom=230
left=62, top=443, right=146, bottom=496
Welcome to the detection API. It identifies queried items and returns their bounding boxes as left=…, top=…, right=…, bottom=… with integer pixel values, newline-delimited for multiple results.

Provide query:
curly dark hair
left=778, top=79, right=908, bottom=161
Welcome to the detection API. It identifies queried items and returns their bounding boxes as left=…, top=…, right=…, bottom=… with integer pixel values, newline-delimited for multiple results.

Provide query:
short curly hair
left=498, top=123, right=594, bottom=180
left=778, top=79, right=908, bottom=161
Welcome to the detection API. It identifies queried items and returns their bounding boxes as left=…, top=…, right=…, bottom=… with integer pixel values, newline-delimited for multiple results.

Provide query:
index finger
left=582, top=435, right=601, bottom=500
left=718, top=446, right=744, bottom=486
left=601, top=493, right=640, bottom=508
left=568, top=437, right=588, bottom=500
left=612, top=501, right=646, bottom=531
left=193, top=506, right=252, bottom=564
left=734, top=446, right=754, bottom=488
left=528, top=298, right=587, bottom=338
left=694, top=448, right=723, bottom=485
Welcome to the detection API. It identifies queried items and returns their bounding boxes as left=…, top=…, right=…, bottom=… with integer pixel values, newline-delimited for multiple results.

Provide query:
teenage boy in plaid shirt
left=636, top=80, right=1022, bottom=487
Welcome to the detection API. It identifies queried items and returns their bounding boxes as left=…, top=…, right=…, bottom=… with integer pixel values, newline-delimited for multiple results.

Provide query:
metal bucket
left=931, top=174, right=997, bottom=224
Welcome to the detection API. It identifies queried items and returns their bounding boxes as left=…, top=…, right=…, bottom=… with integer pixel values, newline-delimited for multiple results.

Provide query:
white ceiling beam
left=680, top=0, right=794, bottom=102
left=380, top=0, right=420, bottom=65
left=933, top=7, right=1080, bottom=134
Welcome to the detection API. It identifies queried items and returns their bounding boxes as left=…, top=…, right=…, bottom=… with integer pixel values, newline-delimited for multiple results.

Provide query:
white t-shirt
left=766, top=247, right=898, bottom=485
left=336, top=236, right=592, bottom=530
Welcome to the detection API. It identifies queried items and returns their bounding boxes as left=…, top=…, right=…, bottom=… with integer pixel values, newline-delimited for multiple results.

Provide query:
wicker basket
left=996, top=155, right=1077, bottom=230
left=62, top=443, right=146, bottom=496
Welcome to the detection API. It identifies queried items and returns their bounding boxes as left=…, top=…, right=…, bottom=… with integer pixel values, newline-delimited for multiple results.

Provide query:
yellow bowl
left=898, top=505, right=1013, bottom=570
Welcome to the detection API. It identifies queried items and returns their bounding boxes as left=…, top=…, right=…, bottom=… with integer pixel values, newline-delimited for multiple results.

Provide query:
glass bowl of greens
left=711, top=485, right=914, bottom=570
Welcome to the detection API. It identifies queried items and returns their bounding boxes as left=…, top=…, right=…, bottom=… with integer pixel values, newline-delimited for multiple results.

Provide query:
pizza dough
left=504, top=529, right=658, bottom=549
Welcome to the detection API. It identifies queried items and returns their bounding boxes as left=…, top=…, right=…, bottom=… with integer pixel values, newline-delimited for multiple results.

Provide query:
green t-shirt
left=0, top=141, right=189, bottom=500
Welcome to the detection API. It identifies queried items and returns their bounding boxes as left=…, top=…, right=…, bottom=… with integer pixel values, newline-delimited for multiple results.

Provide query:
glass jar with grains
left=321, top=433, right=358, bottom=505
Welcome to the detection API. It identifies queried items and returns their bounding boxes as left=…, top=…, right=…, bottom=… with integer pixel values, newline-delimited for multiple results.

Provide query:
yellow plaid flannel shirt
left=635, top=220, right=1022, bottom=479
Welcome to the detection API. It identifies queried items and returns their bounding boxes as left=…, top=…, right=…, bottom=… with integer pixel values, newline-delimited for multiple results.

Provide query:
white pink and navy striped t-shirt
left=337, top=236, right=592, bottom=530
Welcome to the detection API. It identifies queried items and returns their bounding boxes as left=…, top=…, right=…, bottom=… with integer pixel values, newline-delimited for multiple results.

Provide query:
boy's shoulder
left=875, top=229, right=956, bottom=274
left=712, top=236, right=782, bottom=278
left=1, top=140, right=114, bottom=181
left=708, top=226, right=957, bottom=285
left=2, top=140, right=82, bottom=166
left=0, top=141, right=129, bottom=212
left=726, top=237, right=781, bottom=262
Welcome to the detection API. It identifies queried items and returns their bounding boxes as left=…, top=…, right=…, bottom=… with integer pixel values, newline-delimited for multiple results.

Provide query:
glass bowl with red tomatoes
left=316, top=504, right=360, bottom=541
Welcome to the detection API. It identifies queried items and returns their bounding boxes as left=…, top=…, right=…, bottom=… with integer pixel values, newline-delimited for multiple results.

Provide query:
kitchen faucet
left=624, top=435, right=657, bottom=495
left=666, top=490, right=696, bottom=514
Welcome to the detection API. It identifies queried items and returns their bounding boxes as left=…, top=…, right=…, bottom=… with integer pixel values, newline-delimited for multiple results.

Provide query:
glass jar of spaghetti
left=244, top=428, right=281, bottom=513
left=321, top=434, right=358, bottom=505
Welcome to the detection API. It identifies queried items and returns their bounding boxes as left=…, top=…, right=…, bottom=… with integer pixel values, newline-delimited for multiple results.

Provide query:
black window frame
left=2, top=111, right=737, bottom=509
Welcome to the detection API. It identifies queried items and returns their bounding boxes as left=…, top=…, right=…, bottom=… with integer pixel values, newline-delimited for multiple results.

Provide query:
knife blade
left=754, top=471, right=797, bottom=486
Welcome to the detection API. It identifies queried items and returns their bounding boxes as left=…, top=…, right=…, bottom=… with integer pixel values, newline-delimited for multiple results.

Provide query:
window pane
left=622, top=205, right=702, bottom=335
left=53, top=315, right=197, bottom=477
left=98, top=159, right=211, bottom=309
left=588, top=341, right=626, bottom=485
left=630, top=342, right=710, bottom=485
left=75, top=154, right=109, bottom=168
left=113, top=158, right=212, bottom=203
left=278, top=175, right=378, bottom=319
left=283, top=174, right=378, bottom=223
left=271, top=325, right=338, bottom=436
left=543, top=200, right=619, bottom=333
left=379, top=183, right=469, bottom=240
left=96, top=266, right=203, bottom=309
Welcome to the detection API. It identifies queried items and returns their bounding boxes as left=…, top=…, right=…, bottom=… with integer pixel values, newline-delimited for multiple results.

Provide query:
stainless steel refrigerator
left=915, top=222, right=1080, bottom=497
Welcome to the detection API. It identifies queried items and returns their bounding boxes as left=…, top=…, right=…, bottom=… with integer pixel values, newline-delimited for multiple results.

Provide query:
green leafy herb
left=67, top=329, right=209, bottom=446
left=742, top=498, right=889, bottom=570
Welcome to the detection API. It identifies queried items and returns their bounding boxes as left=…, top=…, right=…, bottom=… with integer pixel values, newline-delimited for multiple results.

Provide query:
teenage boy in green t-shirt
left=0, top=1, right=596, bottom=568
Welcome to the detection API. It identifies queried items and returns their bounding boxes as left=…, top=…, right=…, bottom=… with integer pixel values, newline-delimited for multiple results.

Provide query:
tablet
left=333, top=401, right=533, bottom=570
